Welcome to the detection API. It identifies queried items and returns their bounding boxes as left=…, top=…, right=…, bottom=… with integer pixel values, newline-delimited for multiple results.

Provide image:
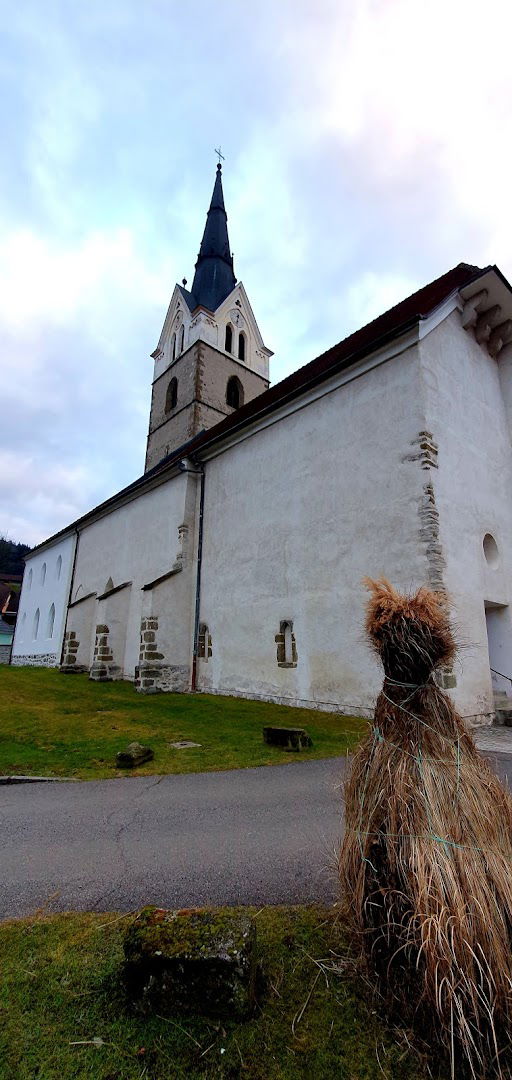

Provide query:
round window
left=483, top=533, right=499, bottom=567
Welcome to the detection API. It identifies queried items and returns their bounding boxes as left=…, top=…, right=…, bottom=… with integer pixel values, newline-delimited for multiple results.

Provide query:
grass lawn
left=0, top=667, right=367, bottom=780
left=0, top=905, right=443, bottom=1080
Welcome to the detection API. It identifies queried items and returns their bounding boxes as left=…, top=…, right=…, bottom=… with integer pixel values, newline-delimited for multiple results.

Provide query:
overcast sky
left=1, top=0, right=511, bottom=546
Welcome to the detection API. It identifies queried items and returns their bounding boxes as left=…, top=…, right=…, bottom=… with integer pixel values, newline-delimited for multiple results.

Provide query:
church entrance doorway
left=485, top=602, right=512, bottom=701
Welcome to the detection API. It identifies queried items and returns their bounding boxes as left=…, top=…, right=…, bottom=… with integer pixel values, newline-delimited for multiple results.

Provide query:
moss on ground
left=0, top=667, right=367, bottom=780
left=0, top=906, right=446, bottom=1079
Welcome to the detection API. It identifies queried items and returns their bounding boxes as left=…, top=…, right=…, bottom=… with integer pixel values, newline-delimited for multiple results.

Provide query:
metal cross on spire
left=214, top=146, right=225, bottom=166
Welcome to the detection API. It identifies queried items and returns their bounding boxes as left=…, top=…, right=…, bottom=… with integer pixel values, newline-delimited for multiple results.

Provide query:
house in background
left=0, top=616, right=13, bottom=662
left=0, top=574, right=22, bottom=663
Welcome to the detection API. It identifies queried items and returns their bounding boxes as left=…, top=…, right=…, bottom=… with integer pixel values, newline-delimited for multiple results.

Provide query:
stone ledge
left=60, top=664, right=89, bottom=675
left=123, top=906, right=256, bottom=1019
left=263, top=726, right=312, bottom=751
left=116, top=742, right=154, bottom=768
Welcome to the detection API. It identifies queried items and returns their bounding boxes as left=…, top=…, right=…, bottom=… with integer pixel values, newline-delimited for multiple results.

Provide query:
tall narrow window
left=276, top=619, right=298, bottom=668
left=20, top=612, right=26, bottom=641
left=28, top=568, right=33, bottom=590
left=225, top=324, right=233, bottom=353
left=284, top=622, right=293, bottom=663
left=33, top=608, right=40, bottom=640
left=40, top=562, right=46, bottom=586
left=47, top=603, right=55, bottom=638
left=56, top=555, right=62, bottom=580
left=198, top=623, right=212, bottom=661
left=179, top=324, right=185, bottom=353
left=165, top=377, right=178, bottom=413
left=172, top=333, right=176, bottom=361
left=238, top=332, right=246, bottom=362
left=226, top=376, right=244, bottom=409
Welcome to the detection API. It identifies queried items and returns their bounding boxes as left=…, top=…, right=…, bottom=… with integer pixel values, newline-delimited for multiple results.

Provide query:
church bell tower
left=145, top=163, right=273, bottom=473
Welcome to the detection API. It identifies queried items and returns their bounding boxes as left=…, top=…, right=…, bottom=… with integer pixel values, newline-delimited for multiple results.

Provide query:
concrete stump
left=123, top=906, right=256, bottom=1019
left=116, top=742, right=154, bottom=768
left=263, top=726, right=312, bottom=751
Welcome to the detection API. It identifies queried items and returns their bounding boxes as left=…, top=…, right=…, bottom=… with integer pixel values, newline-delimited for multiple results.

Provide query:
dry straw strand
left=339, top=578, right=512, bottom=1079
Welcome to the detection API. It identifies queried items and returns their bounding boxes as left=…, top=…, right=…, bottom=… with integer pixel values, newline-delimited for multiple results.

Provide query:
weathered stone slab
left=169, top=740, right=201, bottom=749
left=116, top=742, right=154, bottom=768
left=123, top=906, right=256, bottom=1018
left=263, top=726, right=313, bottom=751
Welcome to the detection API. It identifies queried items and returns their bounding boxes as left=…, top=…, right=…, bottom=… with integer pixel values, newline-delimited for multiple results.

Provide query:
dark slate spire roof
left=190, top=164, right=236, bottom=312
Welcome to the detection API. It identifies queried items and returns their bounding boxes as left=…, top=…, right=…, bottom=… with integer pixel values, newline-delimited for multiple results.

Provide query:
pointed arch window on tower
left=165, top=377, right=178, bottom=413
left=171, top=333, right=176, bottom=362
left=238, top=332, right=246, bottom=362
left=179, top=324, right=185, bottom=353
left=225, top=324, right=233, bottom=353
left=226, top=376, right=244, bottom=410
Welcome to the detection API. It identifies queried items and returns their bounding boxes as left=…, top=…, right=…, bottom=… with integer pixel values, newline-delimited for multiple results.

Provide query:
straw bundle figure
left=339, top=579, right=512, bottom=1078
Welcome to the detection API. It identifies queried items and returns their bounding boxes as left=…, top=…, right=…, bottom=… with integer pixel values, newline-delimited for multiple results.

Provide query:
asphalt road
left=2, top=751, right=510, bottom=921
left=0, top=758, right=348, bottom=919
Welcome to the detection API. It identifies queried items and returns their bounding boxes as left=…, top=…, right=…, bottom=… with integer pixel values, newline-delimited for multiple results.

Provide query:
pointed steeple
left=191, top=164, right=236, bottom=312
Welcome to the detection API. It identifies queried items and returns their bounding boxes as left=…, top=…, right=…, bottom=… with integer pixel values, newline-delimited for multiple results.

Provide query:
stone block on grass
left=123, top=906, right=256, bottom=1019
left=263, top=726, right=313, bottom=751
left=116, top=742, right=154, bottom=768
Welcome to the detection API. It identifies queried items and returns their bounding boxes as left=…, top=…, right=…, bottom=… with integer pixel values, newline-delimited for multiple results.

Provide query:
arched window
left=179, top=324, right=185, bottom=353
left=28, top=568, right=33, bottom=590
left=165, top=377, right=178, bottom=413
left=104, top=577, right=114, bottom=593
left=33, top=608, right=40, bottom=640
left=47, top=603, right=55, bottom=638
left=171, top=333, right=176, bottom=362
left=238, top=332, right=246, bottom=362
left=40, top=562, right=46, bottom=586
left=56, top=555, right=62, bottom=580
left=225, top=324, right=233, bottom=353
left=226, top=376, right=244, bottom=410
left=73, top=584, right=83, bottom=601
left=20, top=612, right=26, bottom=641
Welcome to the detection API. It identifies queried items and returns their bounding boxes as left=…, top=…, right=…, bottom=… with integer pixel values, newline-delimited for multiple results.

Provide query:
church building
left=12, top=165, right=512, bottom=726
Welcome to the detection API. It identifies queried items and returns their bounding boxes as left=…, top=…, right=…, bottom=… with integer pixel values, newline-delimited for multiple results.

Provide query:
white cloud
left=0, top=226, right=166, bottom=332
left=0, top=450, right=91, bottom=546
left=3, top=0, right=512, bottom=546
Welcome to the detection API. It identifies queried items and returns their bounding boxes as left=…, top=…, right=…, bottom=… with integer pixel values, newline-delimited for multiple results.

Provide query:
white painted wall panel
left=12, top=533, right=76, bottom=665
left=197, top=346, right=429, bottom=713
left=71, top=474, right=195, bottom=676
left=420, top=313, right=512, bottom=721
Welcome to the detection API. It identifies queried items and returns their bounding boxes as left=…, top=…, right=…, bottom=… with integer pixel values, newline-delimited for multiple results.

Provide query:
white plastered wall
left=420, top=312, right=512, bottom=722
left=69, top=473, right=197, bottom=677
left=196, top=344, right=431, bottom=714
left=11, top=533, right=76, bottom=666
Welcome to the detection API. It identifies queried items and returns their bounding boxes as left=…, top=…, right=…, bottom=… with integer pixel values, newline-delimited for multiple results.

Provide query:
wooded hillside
left=0, top=536, right=31, bottom=576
